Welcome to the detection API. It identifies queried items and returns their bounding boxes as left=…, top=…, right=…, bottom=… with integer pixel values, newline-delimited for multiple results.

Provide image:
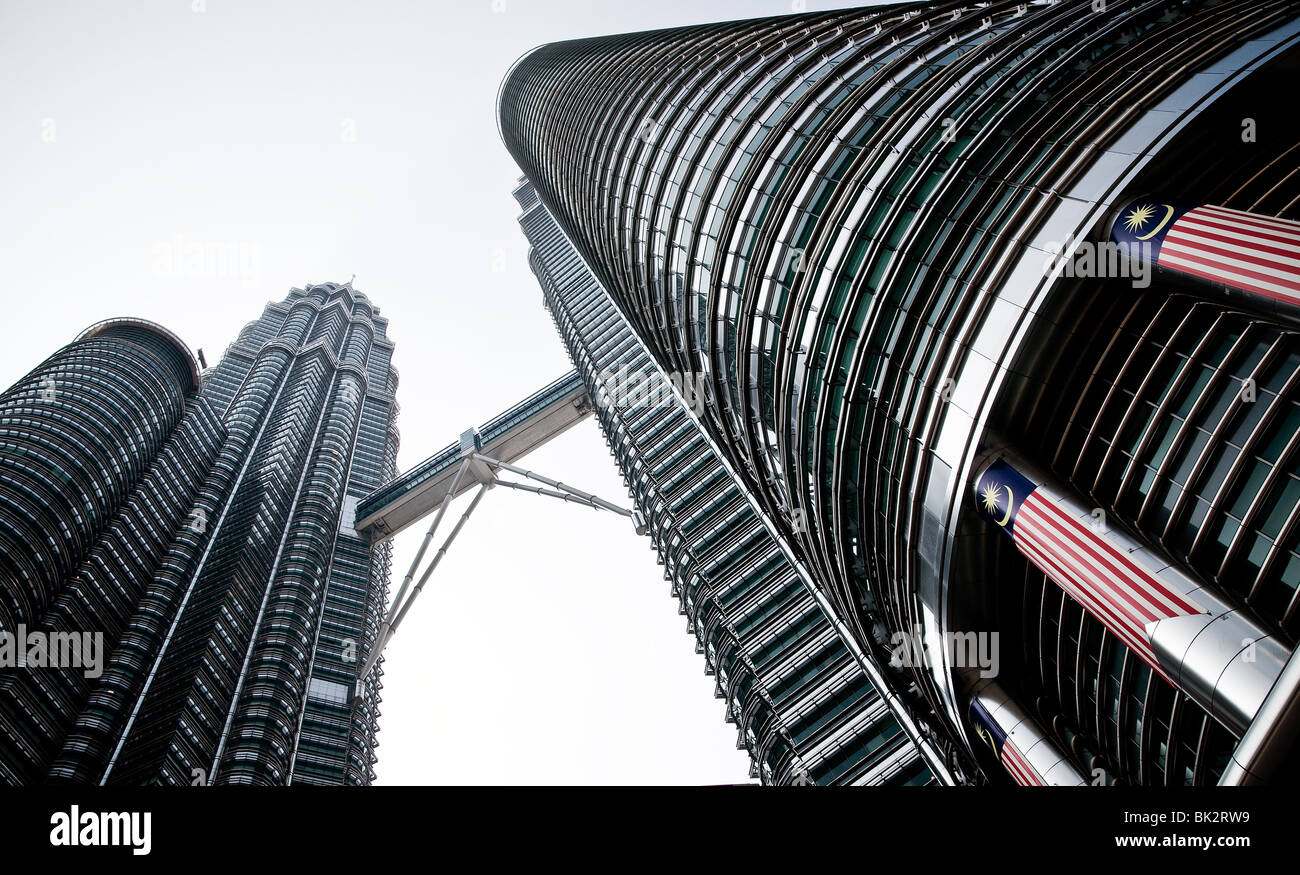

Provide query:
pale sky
left=0, top=0, right=889, bottom=784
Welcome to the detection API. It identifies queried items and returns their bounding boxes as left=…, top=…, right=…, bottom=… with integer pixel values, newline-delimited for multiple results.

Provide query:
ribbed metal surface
left=500, top=0, right=1300, bottom=784
left=0, top=323, right=216, bottom=783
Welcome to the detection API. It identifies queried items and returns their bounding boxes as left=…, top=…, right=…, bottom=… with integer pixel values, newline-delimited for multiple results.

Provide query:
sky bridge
left=355, top=370, right=594, bottom=543
left=351, top=370, right=643, bottom=685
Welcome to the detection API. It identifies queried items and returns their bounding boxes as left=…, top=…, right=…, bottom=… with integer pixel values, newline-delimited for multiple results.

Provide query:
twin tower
left=3, top=0, right=1300, bottom=785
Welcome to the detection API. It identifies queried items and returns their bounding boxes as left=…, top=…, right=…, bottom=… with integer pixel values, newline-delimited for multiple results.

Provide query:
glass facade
left=500, top=0, right=1300, bottom=784
left=517, top=182, right=941, bottom=785
left=0, top=285, right=400, bottom=785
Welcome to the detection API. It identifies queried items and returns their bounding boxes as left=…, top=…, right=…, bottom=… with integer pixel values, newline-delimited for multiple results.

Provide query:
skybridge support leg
left=356, top=459, right=471, bottom=686
left=354, top=451, right=646, bottom=689
left=390, top=482, right=490, bottom=633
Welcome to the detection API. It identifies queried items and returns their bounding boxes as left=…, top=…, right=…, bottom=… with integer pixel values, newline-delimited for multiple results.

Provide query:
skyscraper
left=516, top=179, right=948, bottom=784
left=499, top=0, right=1300, bottom=784
left=0, top=282, right=400, bottom=786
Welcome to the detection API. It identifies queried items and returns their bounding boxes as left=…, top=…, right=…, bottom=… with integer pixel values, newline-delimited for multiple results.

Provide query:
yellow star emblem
left=981, top=482, right=1002, bottom=515
left=1124, top=204, right=1155, bottom=232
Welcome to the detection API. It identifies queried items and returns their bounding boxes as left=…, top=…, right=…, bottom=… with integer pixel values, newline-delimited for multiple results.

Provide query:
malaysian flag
left=973, top=458, right=1036, bottom=536
left=1111, top=198, right=1300, bottom=306
left=974, top=458, right=1204, bottom=683
left=969, top=698, right=1043, bottom=786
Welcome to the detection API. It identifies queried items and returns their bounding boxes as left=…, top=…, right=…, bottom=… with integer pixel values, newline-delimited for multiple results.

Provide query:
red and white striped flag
left=1012, top=491, right=1203, bottom=683
left=1112, top=198, right=1300, bottom=305
left=1160, top=204, right=1300, bottom=304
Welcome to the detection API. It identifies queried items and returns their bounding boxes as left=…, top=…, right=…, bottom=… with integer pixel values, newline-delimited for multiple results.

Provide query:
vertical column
left=966, top=681, right=1086, bottom=786
left=972, top=451, right=1289, bottom=734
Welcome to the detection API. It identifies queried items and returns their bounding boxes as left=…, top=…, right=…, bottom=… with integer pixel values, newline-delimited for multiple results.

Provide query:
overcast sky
left=0, top=0, right=875, bottom=785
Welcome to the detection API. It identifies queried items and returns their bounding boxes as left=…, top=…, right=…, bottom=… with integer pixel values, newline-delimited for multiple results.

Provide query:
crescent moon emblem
left=1135, top=204, right=1175, bottom=240
left=995, top=488, right=1014, bottom=527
